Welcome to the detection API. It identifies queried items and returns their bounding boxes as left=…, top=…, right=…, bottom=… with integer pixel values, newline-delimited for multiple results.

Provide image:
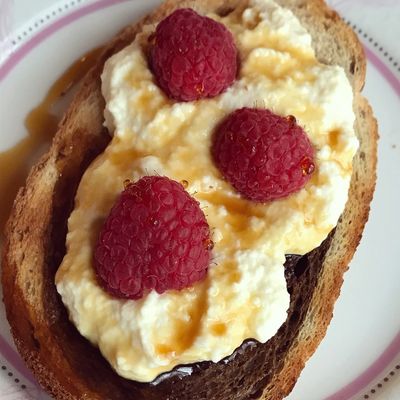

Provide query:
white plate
left=0, top=1, right=399, bottom=399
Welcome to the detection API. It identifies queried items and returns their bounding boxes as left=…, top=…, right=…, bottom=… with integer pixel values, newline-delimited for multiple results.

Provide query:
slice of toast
left=1, top=0, right=377, bottom=399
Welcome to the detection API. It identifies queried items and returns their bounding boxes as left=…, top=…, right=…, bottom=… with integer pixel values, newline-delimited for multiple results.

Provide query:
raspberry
left=94, top=176, right=212, bottom=299
left=149, top=8, right=237, bottom=101
left=212, top=108, right=315, bottom=202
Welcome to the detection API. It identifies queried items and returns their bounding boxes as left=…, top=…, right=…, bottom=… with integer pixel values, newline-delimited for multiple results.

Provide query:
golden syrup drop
left=211, top=322, right=227, bottom=336
left=123, top=179, right=132, bottom=189
left=301, top=157, right=315, bottom=176
left=181, top=179, right=189, bottom=189
left=286, top=114, right=296, bottom=124
left=204, top=238, right=214, bottom=251
left=195, top=82, right=204, bottom=95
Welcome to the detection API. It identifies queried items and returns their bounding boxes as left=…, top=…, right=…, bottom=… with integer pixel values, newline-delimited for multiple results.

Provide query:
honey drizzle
left=0, top=47, right=103, bottom=238
left=156, top=281, right=209, bottom=357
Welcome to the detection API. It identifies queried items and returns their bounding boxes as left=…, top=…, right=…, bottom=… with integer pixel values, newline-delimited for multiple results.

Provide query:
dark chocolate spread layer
left=44, top=129, right=334, bottom=400
left=49, top=153, right=332, bottom=399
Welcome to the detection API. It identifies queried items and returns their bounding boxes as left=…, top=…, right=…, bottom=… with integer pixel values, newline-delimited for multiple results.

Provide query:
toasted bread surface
left=2, top=0, right=377, bottom=399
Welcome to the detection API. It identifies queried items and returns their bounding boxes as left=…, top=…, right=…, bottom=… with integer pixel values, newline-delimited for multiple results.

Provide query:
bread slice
left=2, top=0, right=377, bottom=399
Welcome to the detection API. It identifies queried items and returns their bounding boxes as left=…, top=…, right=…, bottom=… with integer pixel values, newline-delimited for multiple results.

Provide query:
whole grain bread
left=1, top=0, right=377, bottom=399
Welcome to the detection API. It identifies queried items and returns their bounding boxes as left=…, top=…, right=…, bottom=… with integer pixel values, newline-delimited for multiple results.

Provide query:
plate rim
left=0, top=1, right=399, bottom=399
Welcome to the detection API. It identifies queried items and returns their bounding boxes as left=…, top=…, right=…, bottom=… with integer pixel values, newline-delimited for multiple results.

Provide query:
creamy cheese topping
left=56, top=0, right=358, bottom=382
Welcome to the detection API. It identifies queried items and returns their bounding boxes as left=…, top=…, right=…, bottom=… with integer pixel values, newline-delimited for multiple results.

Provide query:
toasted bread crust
left=2, top=1, right=377, bottom=399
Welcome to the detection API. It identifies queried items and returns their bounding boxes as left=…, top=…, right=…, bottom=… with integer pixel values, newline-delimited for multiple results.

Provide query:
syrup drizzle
left=0, top=47, right=103, bottom=239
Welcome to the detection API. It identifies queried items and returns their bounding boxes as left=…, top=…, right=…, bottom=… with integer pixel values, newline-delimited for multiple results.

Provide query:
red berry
left=94, top=176, right=211, bottom=299
left=212, top=108, right=315, bottom=202
left=149, top=8, right=238, bottom=101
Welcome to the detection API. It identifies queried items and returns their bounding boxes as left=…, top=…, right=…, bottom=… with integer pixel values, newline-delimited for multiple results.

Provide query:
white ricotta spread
left=56, top=0, right=358, bottom=382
